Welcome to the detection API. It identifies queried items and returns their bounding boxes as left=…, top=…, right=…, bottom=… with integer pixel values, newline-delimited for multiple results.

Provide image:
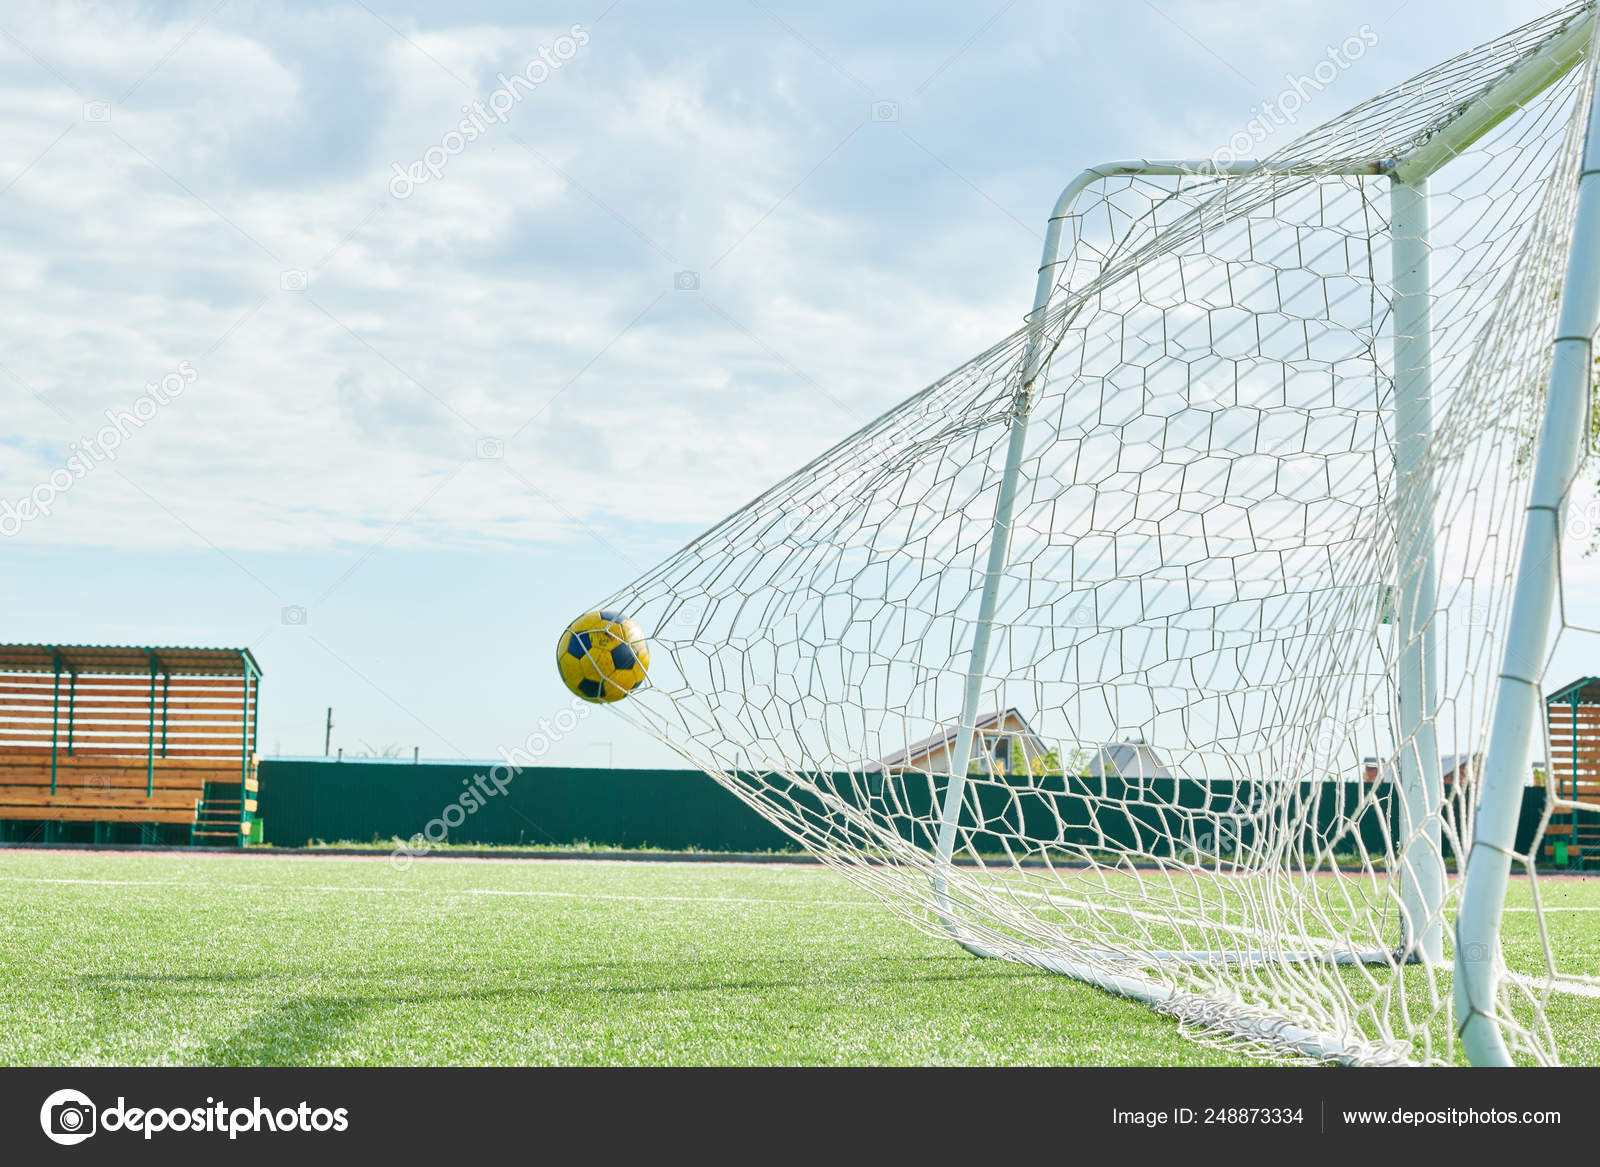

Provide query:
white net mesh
left=594, top=2, right=1600, bottom=1064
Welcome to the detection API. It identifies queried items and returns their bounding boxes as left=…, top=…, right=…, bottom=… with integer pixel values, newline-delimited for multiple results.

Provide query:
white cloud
left=0, top=0, right=1567, bottom=560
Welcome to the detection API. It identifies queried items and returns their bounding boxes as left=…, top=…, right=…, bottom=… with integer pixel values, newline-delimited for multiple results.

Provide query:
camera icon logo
left=280, top=269, right=309, bottom=293
left=673, top=270, right=700, bottom=291
left=83, top=101, right=112, bottom=123
left=40, top=1088, right=97, bottom=1145
left=281, top=605, right=309, bottom=626
left=872, top=101, right=899, bottom=122
left=475, top=437, right=505, bottom=460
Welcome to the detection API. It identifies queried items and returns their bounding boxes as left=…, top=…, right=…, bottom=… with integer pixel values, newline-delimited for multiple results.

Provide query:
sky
left=0, top=0, right=1589, bottom=768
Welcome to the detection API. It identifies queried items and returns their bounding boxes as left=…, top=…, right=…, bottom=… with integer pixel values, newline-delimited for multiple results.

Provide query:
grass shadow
left=194, top=985, right=527, bottom=1065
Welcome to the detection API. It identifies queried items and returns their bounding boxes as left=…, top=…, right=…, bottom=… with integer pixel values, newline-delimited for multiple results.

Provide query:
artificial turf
left=0, top=849, right=1594, bottom=1066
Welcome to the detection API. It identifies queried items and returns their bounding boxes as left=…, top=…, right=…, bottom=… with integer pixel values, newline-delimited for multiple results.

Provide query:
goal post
left=1457, top=20, right=1600, bottom=1064
left=597, top=1, right=1600, bottom=1067
left=1389, top=174, right=1445, bottom=966
left=933, top=147, right=1517, bottom=980
left=932, top=158, right=1403, bottom=958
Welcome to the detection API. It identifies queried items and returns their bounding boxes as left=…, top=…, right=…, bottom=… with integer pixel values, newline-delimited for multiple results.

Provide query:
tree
left=1009, top=739, right=1090, bottom=778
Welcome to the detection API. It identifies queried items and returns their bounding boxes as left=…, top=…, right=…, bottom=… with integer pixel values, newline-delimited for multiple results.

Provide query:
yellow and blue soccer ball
left=557, top=610, right=650, bottom=703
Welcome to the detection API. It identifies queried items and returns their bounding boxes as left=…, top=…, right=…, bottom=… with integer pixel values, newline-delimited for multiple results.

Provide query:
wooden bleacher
left=0, top=645, right=261, bottom=847
left=1544, top=676, right=1600, bottom=868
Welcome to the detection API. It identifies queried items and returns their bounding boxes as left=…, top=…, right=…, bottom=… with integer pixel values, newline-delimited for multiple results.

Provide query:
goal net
left=594, top=2, right=1600, bottom=1064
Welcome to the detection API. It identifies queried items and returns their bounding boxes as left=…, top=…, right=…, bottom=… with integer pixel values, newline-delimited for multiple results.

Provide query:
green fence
left=256, top=758, right=1553, bottom=857
left=256, top=759, right=795, bottom=851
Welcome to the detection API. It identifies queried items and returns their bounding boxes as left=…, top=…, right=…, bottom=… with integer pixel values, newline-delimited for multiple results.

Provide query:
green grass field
left=0, top=848, right=1595, bottom=1066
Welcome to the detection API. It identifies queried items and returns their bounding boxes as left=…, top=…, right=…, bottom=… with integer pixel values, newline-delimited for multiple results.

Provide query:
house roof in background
left=877, top=708, right=1041, bottom=769
left=1085, top=739, right=1175, bottom=779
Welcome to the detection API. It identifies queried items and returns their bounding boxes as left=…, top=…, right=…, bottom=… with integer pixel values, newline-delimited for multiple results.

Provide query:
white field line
left=0, top=874, right=875, bottom=910
left=1505, top=973, right=1600, bottom=998
left=996, top=880, right=1600, bottom=913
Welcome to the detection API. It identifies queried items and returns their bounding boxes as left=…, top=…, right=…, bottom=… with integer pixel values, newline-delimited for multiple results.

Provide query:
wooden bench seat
left=0, top=766, right=205, bottom=826
left=0, top=786, right=200, bottom=808
left=0, top=806, right=199, bottom=824
left=1, top=773, right=207, bottom=792
left=0, top=755, right=256, bottom=836
left=0, top=759, right=251, bottom=786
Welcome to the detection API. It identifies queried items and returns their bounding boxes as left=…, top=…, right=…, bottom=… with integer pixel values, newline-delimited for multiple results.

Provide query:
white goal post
left=932, top=158, right=1451, bottom=973
left=600, top=1, right=1600, bottom=1066
left=1457, top=11, right=1600, bottom=1066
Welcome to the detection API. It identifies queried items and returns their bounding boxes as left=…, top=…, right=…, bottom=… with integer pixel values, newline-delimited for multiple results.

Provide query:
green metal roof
left=1547, top=676, right=1600, bottom=706
left=0, top=644, right=260, bottom=677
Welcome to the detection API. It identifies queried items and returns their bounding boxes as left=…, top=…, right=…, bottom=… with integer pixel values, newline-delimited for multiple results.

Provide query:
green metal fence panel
left=255, top=759, right=1553, bottom=856
left=256, top=760, right=796, bottom=852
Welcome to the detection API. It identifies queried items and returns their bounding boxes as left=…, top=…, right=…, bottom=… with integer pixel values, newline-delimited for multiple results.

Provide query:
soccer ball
left=557, top=610, right=651, bottom=703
